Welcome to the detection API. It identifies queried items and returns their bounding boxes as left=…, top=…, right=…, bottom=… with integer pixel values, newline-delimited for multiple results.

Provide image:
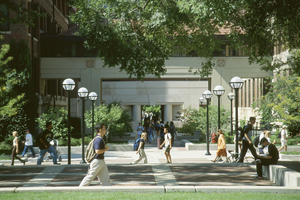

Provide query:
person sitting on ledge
left=255, top=137, right=279, bottom=179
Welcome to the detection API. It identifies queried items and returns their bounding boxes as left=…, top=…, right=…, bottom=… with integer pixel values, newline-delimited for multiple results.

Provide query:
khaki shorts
left=165, top=145, right=171, bottom=153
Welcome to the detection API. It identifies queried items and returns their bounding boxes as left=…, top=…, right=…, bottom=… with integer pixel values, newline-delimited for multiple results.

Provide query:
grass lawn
left=0, top=192, right=299, bottom=200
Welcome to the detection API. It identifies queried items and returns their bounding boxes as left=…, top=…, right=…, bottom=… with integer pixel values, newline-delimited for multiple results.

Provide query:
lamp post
left=62, top=78, right=75, bottom=165
left=88, top=92, right=98, bottom=139
left=203, top=90, right=213, bottom=155
left=78, top=87, right=89, bottom=163
left=227, top=92, right=235, bottom=136
left=229, top=76, right=244, bottom=153
left=213, top=85, right=225, bottom=130
left=199, top=97, right=206, bottom=106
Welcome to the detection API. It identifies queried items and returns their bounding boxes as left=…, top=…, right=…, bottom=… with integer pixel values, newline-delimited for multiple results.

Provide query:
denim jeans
left=37, top=146, right=58, bottom=165
left=21, top=145, right=36, bottom=157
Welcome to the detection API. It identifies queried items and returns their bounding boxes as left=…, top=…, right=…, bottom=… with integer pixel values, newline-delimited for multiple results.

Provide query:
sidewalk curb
left=1, top=186, right=300, bottom=193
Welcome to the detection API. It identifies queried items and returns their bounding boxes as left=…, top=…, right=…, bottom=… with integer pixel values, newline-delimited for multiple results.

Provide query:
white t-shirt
left=281, top=129, right=287, bottom=142
left=164, top=132, right=172, bottom=147
left=25, top=133, right=33, bottom=146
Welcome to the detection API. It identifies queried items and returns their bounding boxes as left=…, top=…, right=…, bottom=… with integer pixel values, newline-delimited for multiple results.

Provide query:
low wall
left=269, top=165, right=300, bottom=187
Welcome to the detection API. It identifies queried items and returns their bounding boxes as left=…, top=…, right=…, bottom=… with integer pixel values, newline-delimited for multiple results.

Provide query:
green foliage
left=287, top=136, right=300, bottom=146
left=252, top=74, right=300, bottom=136
left=142, top=105, right=161, bottom=120
left=281, top=151, right=300, bottom=155
left=179, top=105, right=231, bottom=136
left=0, top=39, right=35, bottom=140
left=59, top=137, right=92, bottom=146
left=85, top=102, right=132, bottom=142
left=70, top=0, right=300, bottom=78
left=35, top=107, right=69, bottom=141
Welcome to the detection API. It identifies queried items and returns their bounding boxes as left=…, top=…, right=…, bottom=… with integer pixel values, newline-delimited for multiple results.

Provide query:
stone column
left=164, top=104, right=172, bottom=123
left=133, top=105, right=142, bottom=129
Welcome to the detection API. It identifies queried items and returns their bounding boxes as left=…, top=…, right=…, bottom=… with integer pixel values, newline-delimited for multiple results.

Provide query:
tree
left=85, top=102, right=132, bottom=142
left=35, top=107, right=69, bottom=141
left=0, top=38, right=34, bottom=140
left=179, top=105, right=230, bottom=136
left=70, top=0, right=300, bottom=79
left=252, top=74, right=300, bottom=136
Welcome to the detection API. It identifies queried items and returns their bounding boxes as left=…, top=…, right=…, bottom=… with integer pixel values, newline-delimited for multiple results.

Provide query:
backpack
left=277, top=131, right=281, bottom=139
left=36, top=133, right=42, bottom=147
left=253, top=136, right=260, bottom=147
left=169, top=126, right=175, bottom=134
left=86, top=136, right=101, bottom=163
left=238, top=126, right=245, bottom=141
left=133, top=138, right=140, bottom=151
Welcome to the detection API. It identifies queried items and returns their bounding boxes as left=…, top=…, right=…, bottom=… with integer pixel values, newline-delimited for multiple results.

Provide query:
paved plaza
left=0, top=145, right=275, bottom=188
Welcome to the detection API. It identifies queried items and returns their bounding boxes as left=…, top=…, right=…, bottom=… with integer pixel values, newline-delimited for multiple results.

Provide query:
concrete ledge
left=269, top=165, right=295, bottom=186
left=15, top=186, right=165, bottom=193
left=165, top=186, right=196, bottom=193
left=285, top=171, right=300, bottom=187
left=182, top=139, right=193, bottom=150
left=0, top=186, right=299, bottom=193
left=195, top=186, right=300, bottom=193
left=0, top=187, right=16, bottom=192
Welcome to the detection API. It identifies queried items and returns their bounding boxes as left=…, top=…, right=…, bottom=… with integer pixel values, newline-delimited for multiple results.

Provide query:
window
left=0, top=4, right=9, bottom=31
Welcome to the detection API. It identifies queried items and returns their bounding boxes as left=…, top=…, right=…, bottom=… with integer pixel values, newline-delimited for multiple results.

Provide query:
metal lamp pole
left=213, top=85, right=225, bottom=130
left=203, top=90, right=213, bottom=155
left=78, top=87, right=89, bottom=164
left=229, top=77, right=244, bottom=153
left=227, top=92, right=235, bottom=136
left=88, top=92, right=98, bottom=138
left=62, top=78, right=75, bottom=165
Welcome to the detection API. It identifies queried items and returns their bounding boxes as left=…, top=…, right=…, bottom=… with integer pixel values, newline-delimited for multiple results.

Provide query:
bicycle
left=215, top=150, right=255, bottom=164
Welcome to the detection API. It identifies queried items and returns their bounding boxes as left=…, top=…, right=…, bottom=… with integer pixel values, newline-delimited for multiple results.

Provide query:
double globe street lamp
left=62, top=78, right=75, bottom=165
left=229, top=76, right=244, bottom=153
left=202, top=90, right=213, bottom=155
left=213, top=85, right=225, bottom=130
left=78, top=87, right=89, bottom=164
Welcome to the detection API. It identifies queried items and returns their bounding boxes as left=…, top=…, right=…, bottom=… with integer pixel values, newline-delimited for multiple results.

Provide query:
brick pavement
left=0, top=147, right=275, bottom=188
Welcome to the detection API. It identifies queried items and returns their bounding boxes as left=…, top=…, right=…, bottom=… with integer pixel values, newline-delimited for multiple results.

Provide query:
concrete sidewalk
left=0, top=142, right=299, bottom=193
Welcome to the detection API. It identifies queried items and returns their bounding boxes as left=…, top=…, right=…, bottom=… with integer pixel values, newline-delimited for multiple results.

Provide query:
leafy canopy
left=252, top=74, right=300, bottom=136
left=70, top=0, right=300, bottom=78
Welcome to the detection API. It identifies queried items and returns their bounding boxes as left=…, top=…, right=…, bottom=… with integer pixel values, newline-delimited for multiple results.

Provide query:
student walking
left=238, top=117, right=258, bottom=163
left=136, top=123, right=144, bottom=139
left=11, top=131, right=26, bottom=165
left=21, top=129, right=36, bottom=158
left=80, top=123, right=111, bottom=186
left=278, top=125, right=288, bottom=152
left=160, top=127, right=172, bottom=163
left=36, top=122, right=60, bottom=165
left=131, top=132, right=148, bottom=164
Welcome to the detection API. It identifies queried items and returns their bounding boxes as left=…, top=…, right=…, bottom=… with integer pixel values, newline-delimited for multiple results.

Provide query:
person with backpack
left=278, top=125, right=288, bottom=152
left=237, top=117, right=258, bottom=163
left=160, top=127, right=172, bottom=163
left=168, top=121, right=176, bottom=146
left=37, top=122, right=60, bottom=165
left=79, top=123, right=111, bottom=186
left=131, top=132, right=148, bottom=164
left=11, top=131, right=26, bottom=165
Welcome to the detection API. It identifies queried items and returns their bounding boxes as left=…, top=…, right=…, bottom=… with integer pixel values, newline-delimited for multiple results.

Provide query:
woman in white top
left=278, top=125, right=288, bottom=152
left=11, top=131, right=25, bottom=165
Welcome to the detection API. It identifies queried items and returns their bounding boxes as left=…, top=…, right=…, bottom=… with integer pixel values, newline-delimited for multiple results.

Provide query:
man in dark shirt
left=255, top=137, right=279, bottom=179
left=238, top=117, right=258, bottom=163
left=37, top=122, right=59, bottom=165
left=79, top=123, right=111, bottom=186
